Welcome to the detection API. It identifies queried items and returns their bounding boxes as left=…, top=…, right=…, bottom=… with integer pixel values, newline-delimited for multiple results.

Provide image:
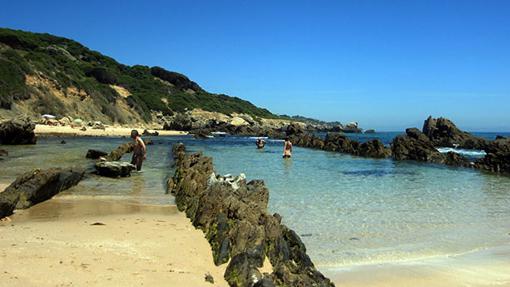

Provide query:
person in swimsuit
left=283, top=137, right=292, bottom=158
left=130, top=130, right=147, bottom=171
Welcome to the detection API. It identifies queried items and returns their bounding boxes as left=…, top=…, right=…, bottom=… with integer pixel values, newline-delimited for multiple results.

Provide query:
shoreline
left=34, top=124, right=188, bottom=137
left=323, top=244, right=510, bottom=287
left=0, top=197, right=229, bottom=286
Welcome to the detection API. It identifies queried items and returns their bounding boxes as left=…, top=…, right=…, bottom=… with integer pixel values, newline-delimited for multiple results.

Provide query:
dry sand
left=35, top=125, right=187, bottom=137
left=0, top=198, right=228, bottom=287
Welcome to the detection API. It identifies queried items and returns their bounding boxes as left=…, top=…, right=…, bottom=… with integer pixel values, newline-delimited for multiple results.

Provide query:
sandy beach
left=0, top=197, right=228, bottom=287
left=34, top=125, right=187, bottom=137
left=323, top=246, right=510, bottom=287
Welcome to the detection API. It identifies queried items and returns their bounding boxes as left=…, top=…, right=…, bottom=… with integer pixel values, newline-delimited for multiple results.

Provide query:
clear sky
left=1, top=0, right=509, bottom=131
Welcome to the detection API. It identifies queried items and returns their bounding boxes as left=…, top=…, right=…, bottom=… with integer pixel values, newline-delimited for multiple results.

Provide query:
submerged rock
left=86, top=149, right=108, bottom=159
left=0, top=167, right=85, bottom=218
left=95, top=161, right=136, bottom=177
left=0, top=118, right=37, bottom=145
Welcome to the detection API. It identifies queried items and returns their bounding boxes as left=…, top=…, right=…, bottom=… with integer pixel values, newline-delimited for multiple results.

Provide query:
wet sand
left=0, top=197, right=228, bottom=287
left=324, top=245, right=510, bottom=287
left=35, top=125, right=187, bottom=137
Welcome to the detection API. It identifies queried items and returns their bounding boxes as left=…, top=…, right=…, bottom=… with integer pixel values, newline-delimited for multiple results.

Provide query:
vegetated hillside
left=0, top=28, right=275, bottom=124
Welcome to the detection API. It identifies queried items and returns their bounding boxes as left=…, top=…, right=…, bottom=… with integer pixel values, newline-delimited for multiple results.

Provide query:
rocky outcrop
left=0, top=167, right=85, bottom=218
left=0, top=118, right=37, bottom=145
left=105, top=142, right=134, bottom=161
left=474, top=137, right=510, bottom=174
left=392, top=128, right=447, bottom=163
left=422, top=116, right=487, bottom=149
left=95, top=161, right=136, bottom=177
left=169, top=144, right=334, bottom=287
left=391, top=128, right=472, bottom=167
left=324, top=133, right=391, bottom=158
left=86, top=149, right=108, bottom=159
left=163, top=113, right=193, bottom=131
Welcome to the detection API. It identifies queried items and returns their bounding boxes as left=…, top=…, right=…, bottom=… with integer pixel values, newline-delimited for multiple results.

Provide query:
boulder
left=86, top=149, right=108, bottom=159
left=224, top=253, right=263, bottom=287
left=95, top=161, right=136, bottom=177
left=422, top=116, right=487, bottom=149
left=342, top=122, right=362, bottom=133
left=0, top=167, right=85, bottom=218
left=0, top=118, right=37, bottom=145
left=358, top=139, right=391, bottom=158
left=364, top=129, right=376, bottom=134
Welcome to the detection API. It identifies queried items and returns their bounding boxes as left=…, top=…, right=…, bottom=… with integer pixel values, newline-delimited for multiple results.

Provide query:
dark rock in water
left=422, top=116, right=487, bottom=149
left=342, top=122, right=362, bottom=133
left=392, top=128, right=446, bottom=163
left=358, top=139, right=391, bottom=158
left=323, top=132, right=390, bottom=158
left=194, top=129, right=211, bottom=139
left=474, top=138, right=510, bottom=173
left=0, top=149, right=8, bottom=157
left=60, top=140, right=66, bottom=144
left=0, top=167, right=85, bottom=218
left=444, top=151, right=472, bottom=167
left=163, top=113, right=193, bottom=131
left=95, top=161, right=136, bottom=177
left=105, top=142, right=134, bottom=161
left=86, top=149, right=108, bottom=159
left=496, top=135, right=506, bottom=140
left=142, top=129, right=159, bottom=136
left=364, top=129, right=376, bottom=134
left=0, top=118, right=37, bottom=145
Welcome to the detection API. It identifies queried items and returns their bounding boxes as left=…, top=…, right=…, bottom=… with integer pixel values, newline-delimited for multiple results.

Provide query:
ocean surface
left=1, top=132, right=510, bottom=269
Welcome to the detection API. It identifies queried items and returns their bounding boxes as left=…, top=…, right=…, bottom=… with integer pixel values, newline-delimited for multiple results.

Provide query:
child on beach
left=130, top=130, right=146, bottom=171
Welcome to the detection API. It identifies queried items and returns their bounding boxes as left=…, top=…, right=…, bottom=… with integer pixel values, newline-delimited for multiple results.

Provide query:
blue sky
left=1, top=1, right=509, bottom=131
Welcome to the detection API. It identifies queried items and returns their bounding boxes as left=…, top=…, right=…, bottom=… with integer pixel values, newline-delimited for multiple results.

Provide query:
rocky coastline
left=168, top=143, right=335, bottom=287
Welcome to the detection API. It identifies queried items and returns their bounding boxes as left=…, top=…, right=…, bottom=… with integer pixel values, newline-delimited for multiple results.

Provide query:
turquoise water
left=2, top=134, right=510, bottom=268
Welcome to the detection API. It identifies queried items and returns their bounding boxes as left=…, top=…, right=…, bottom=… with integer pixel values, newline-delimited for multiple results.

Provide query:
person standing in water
left=283, top=137, right=292, bottom=158
left=256, top=137, right=266, bottom=149
left=130, top=130, right=146, bottom=171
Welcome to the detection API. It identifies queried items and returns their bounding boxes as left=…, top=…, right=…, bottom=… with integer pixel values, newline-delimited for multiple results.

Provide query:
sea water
left=1, top=132, right=510, bottom=269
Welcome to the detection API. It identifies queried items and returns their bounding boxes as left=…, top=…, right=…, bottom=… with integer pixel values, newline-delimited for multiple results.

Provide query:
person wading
left=283, top=137, right=292, bottom=158
left=130, top=130, right=147, bottom=171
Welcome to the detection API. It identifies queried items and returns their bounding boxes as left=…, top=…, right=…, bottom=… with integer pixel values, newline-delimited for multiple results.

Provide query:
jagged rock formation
left=474, top=137, right=510, bottom=173
left=391, top=128, right=471, bottom=167
left=422, top=116, right=488, bottom=149
left=0, top=117, right=36, bottom=144
left=0, top=167, right=84, bottom=218
left=169, top=144, right=334, bottom=287
left=285, top=124, right=391, bottom=159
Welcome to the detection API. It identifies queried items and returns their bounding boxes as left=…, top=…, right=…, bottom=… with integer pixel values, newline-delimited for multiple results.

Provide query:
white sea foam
left=437, top=147, right=486, bottom=157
